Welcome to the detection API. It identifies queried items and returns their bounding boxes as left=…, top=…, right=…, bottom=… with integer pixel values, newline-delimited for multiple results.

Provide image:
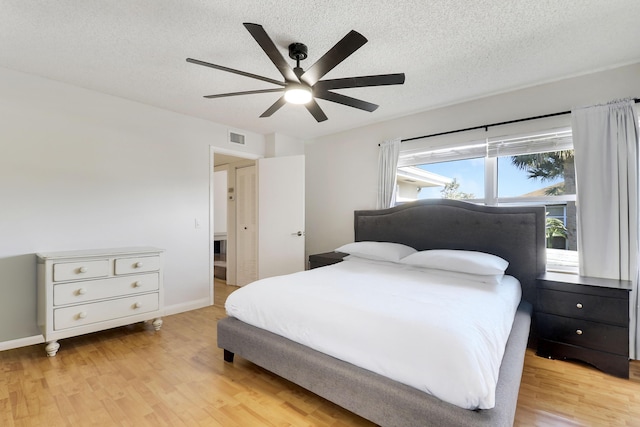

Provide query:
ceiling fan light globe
left=284, top=86, right=312, bottom=104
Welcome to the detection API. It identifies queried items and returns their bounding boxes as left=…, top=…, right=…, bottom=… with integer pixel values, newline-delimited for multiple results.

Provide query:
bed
left=217, top=199, right=546, bottom=427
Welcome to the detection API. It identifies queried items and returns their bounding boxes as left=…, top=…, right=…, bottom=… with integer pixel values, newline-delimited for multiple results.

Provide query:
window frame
left=484, top=156, right=577, bottom=208
left=398, top=127, right=577, bottom=207
left=397, top=128, right=578, bottom=273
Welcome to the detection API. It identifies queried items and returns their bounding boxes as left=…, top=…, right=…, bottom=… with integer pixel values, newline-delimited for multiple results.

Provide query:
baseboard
left=163, top=297, right=211, bottom=317
left=0, top=334, right=44, bottom=352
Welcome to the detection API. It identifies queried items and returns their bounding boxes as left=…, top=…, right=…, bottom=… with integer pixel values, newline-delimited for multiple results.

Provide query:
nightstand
left=308, top=251, right=348, bottom=269
left=536, top=272, right=632, bottom=378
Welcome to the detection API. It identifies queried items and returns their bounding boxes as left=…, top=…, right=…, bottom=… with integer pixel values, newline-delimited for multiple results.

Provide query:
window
left=497, top=153, right=572, bottom=199
left=417, top=158, right=484, bottom=201
left=396, top=128, right=578, bottom=273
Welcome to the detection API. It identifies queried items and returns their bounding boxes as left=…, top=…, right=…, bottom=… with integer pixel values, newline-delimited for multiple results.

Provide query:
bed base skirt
left=217, top=300, right=532, bottom=427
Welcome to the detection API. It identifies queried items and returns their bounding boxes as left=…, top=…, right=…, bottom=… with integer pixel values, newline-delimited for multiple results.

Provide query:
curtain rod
left=400, top=98, right=640, bottom=143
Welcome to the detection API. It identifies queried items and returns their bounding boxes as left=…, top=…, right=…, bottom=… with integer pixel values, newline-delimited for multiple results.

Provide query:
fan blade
left=260, top=96, right=287, bottom=118
left=305, top=99, right=328, bottom=122
left=204, top=88, right=284, bottom=99
left=314, top=73, right=405, bottom=91
left=300, top=30, right=368, bottom=86
left=243, top=23, right=299, bottom=83
left=315, top=91, right=378, bottom=112
left=187, top=58, right=284, bottom=87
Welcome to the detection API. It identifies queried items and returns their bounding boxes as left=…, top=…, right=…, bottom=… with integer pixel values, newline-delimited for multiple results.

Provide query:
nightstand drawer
left=538, top=289, right=628, bottom=325
left=537, top=312, right=628, bottom=355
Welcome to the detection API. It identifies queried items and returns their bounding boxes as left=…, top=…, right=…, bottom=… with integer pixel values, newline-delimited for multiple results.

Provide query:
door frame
left=209, top=146, right=261, bottom=305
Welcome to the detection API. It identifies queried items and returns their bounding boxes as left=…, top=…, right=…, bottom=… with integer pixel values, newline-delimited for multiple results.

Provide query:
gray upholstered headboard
left=354, top=199, right=546, bottom=305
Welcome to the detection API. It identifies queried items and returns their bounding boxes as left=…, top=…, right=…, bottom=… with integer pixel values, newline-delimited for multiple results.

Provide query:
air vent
left=229, top=131, right=246, bottom=145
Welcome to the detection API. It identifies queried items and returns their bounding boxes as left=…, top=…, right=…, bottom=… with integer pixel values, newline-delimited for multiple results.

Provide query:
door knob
left=291, top=231, right=304, bottom=236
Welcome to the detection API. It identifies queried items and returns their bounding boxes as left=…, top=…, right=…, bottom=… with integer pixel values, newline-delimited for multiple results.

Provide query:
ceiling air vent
left=228, top=131, right=246, bottom=145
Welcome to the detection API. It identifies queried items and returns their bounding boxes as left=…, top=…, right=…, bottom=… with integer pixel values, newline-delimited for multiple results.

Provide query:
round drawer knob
left=133, top=302, right=142, bottom=309
left=132, top=281, right=142, bottom=288
left=77, top=312, right=87, bottom=319
left=576, top=329, right=583, bottom=335
left=76, top=288, right=86, bottom=295
left=78, top=267, right=88, bottom=273
left=134, top=262, right=144, bottom=268
left=576, top=303, right=583, bottom=309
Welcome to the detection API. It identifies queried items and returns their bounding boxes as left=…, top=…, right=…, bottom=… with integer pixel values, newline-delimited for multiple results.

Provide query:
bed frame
left=218, top=199, right=546, bottom=427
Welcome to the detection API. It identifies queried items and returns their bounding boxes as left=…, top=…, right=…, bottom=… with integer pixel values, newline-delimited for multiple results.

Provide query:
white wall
left=265, top=133, right=306, bottom=157
left=0, top=66, right=266, bottom=348
left=304, top=63, right=640, bottom=257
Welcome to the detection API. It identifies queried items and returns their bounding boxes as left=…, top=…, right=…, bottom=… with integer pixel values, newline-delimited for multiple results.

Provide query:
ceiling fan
left=186, top=23, right=405, bottom=122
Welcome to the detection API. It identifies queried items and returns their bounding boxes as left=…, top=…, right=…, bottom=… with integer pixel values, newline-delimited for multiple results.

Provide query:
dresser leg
left=152, top=318, right=163, bottom=331
left=45, top=341, right=60, bottom=357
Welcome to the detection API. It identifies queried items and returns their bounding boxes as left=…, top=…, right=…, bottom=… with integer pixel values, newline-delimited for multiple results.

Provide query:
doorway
left=210, top=149, right=306, bottom=303
left=211, top=149, right=258, bottom=303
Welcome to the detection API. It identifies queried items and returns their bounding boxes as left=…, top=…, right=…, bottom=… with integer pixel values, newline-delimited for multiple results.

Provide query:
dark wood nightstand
left=308, top=251, right=348, bottom=269
left=536, top=272, right=632, bottom=378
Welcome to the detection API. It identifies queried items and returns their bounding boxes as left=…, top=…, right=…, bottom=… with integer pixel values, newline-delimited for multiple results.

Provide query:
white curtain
left=377, top=138, right=401, bottom=209
left=571, top=99, right=640, bottom=359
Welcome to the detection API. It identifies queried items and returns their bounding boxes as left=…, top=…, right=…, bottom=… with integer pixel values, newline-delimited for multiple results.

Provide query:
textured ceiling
left=1, top=0, right=640, bottom=140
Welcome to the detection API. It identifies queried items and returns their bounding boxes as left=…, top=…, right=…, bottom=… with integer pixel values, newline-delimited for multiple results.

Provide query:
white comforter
left=225, top=257, right=522, bottom=409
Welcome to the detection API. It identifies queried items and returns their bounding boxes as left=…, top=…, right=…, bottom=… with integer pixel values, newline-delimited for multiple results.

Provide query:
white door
left=236, top=165, right=258, bottom=286
left=258, top=155, right=305, bottom=279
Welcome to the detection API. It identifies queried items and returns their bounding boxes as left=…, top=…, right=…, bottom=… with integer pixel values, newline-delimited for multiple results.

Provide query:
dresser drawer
left=53, top=260, right=109, bottom=282
left=537, top=312, right=628, bottom=355
left=53, top=273, right=159, bottom=306
left=114, top=255, right=160, bottom=275
left=538, top=289, right=628, bottom=326
left=53, top=293, right=159, bottom=331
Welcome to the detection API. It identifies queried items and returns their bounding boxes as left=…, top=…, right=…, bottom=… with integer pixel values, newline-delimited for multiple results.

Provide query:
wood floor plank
left=0, top=279, right=638, bottom=426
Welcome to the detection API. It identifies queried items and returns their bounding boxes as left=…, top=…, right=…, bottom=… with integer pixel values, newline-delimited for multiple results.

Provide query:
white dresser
left=36, top=247, right=164, bottom=356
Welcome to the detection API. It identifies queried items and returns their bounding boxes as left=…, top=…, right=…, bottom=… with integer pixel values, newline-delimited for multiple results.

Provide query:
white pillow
left=416, top=267, right=505, bottom=286
left=399, top=249, right=509, bottom=276
left=334, top=241, right=417, bottom=263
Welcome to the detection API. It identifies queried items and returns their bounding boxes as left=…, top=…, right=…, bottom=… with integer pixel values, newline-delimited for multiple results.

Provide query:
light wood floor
left=2, top=280, right=639, bottom=426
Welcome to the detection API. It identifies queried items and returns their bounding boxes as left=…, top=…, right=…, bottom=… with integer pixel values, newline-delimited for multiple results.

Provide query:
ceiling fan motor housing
left=288, top=43, right=308, bottom=61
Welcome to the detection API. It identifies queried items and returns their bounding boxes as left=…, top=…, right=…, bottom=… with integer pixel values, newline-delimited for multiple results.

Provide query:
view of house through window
left=411, top=158, right=484, bottom=200
left=396, top=131, right=578, bottom=273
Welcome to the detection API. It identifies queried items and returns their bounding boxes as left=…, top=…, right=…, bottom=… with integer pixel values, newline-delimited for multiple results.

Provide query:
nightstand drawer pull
left=576, top=329, right=583, bottom=335
left=576, top=303, right=583, bottom=309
